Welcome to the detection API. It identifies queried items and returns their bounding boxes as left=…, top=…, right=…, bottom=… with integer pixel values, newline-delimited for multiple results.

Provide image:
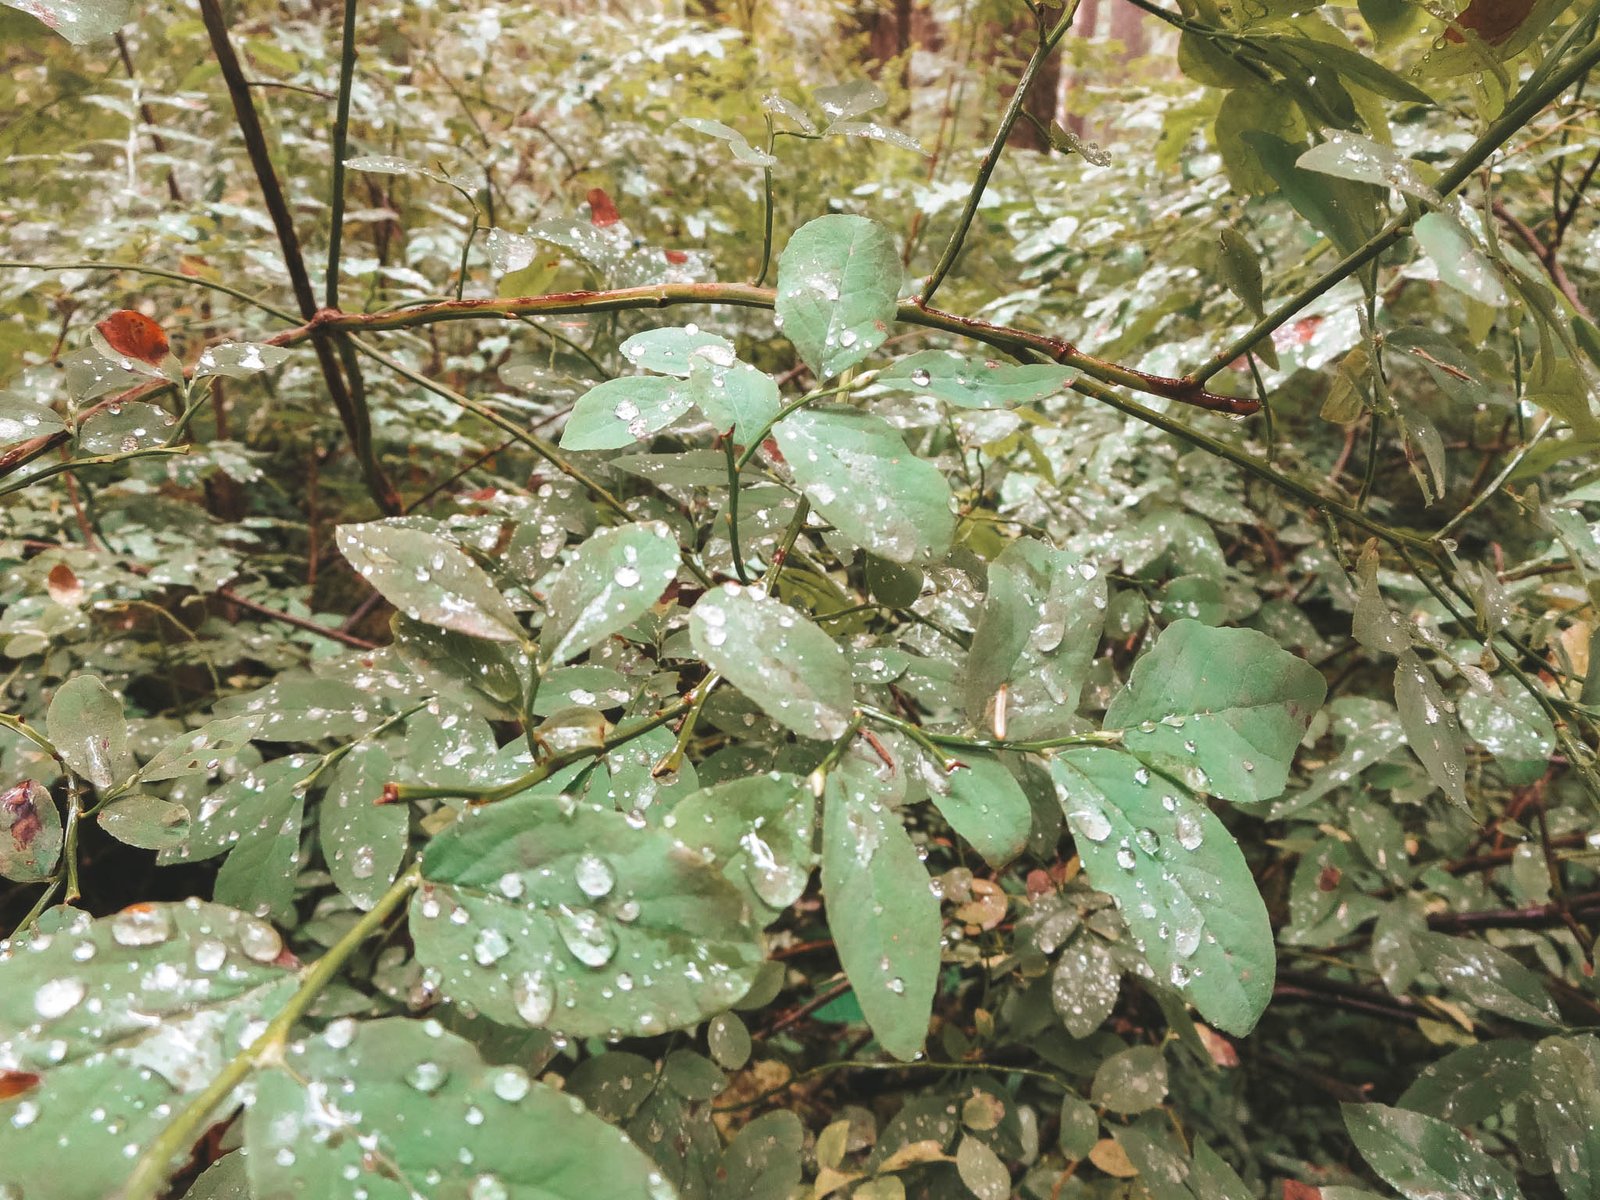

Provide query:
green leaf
left=1091, top=1045, right=1168, bottom=1114
left=774, top=406, right=954, bottom=564
left=539, top=521, right=680, bottom=665
left=821, top=758, right=941, bottom=1061
left=678, top=117, right=777, bottom=167
left=1051, top=748, right=1276, bottom=1035
left=413, top=791, right=765, bottom=1038
left=666, top=773, right=817, bottom=919
left=0, top=780, right=62, bottom=882
left=1051, top=932, right=1120, bottom=1037
left=1413, top=931, right=1561, bottom=1027
left=138, top=715, right=263, bottom=783
left=47, top=675, right=134, bottom=789
left=1104, top=620, right=1327, bottom=807
left=1217, top=229, right=1265, bottom=318
left=955, top=1135, right=1011, bottom=1200
left=1398, top=1040, right=1533, bottom=1124
left=717, top=1110, right=804, bottom=1200
left=247, top=1016, right=670, bottom=1200
left=1530, top=1036, right=1600, bottom=1200
left=965, top=542, right=1106, bottom=740
left=321, top=744, right=406, bottom=911
left=1459, top=680, right=1557, bottom=785
left=560, top=376, right=693, bottom=450
left=877, top=350, right=1075, bottom=409
left=683, top=356, right=781, bottom=446
left=1414, top=212, right=1510, bottom=307
left=336, top=521, right=524, bottom=643
left=1394, top=650, right=1469, bottom=809
left=0, top=902, right=296, bottom=1200
left=1297, top=133, right=1442, bottom=204
left=1241, top=131, right=1383, bottom=258
left=166, top=757, right=317, bottom=921
left=1343, top=1103, right=1525, bottom=1200
left=775, top=215, right=901, bottom=380
left=0, top=396, right=65, bottom=442
left=191, top=342, right=292, bottom=380
left=689, top=583, right=855, bottom=740
left=2, top=0, right=129, bottom=44
left=96, top=794, right=188, bottom=852
left=925, top=751, right=1032, bottom=869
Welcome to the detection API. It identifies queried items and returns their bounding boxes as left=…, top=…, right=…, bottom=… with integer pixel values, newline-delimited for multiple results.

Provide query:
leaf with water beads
left=820, top=757, right=942, bottom=1062
left=539, top=522, right=680, bottom=665
left=877, top=351, right=1076, bottom=409
left=2, top=0, right=131, bottom=45
left=0, top=780, right=62, bottom=882
left=413, top=791, right=764, bottom=1039
left=1529, top=1035, right=1600, bottom=1200
left=321, top=744, right=406, bottom=911
left=665, top=773, right=817, bottom=922
left=1050, top=748, right=1275, bottom=1036
left=1343, top=1103, right=1525, bottom=1200
left=689, top=584, right=855, bottom=741
left=336, top=521, right=524, bottom=643
left=560, top=376, right=693, bottom=451
left=247, top=1016, right=671, bottom=1200
left=923, top=751, right=1032, bottom=870
left=0, top=900, right=296, bottom=1200
left=1394, top=649, right=1468, bottom=810
left=773, top=406, right=955, bottom=565
left=1105, top=619, right=1327, bottom=808
left=47, top=674, right=134, bottom=789
left=774, top=214, right=901, bottom=381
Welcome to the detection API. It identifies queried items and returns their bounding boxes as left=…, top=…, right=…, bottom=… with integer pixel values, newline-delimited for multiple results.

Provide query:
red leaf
left=664, top=249, right=688, bottom=264
left=1, top=781, right=44, bottom=849
left=46, top=563, right=82, bottom=606
left=587, top=187, right=622, bottom=228
left=1283, top=1182, right=1323, bottom=1200
left=0, top=1070, right=40, bottom=1101
left=1445, top=0, right=1538, bottom=44
left=1317, top=865, right=1342, bottom=892
left=95, top=310, right=170, bottom=366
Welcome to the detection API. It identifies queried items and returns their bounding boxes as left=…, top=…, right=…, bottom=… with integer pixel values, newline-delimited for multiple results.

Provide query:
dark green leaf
left=47, top=675, right=133, bottom=789
left=925, top=751, right=1031, bottom=869
left=336, top=521, right=524, bottom=643
left=1343, top=1103, right=1525, bottom=1200
left=539, top=522, right=679, bottom=665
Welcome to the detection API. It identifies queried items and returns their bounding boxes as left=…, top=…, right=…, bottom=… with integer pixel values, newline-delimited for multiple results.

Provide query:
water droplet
left=492, top=1066, right=531, bottom=1102
left=473, top=928, right=511, bottom=966
left=556, top=905, right=617, bottom=966
left=574, top=853, right=616, bottom=899
left=193, top=939, right=227, bottom=972
left=513, top=970, right=555, bottom=1025
left=34, top=977, right=85, bottom=1019
left=910, top=367, right=932, bottom=387
left=406, top=1060, right=449, bottom=1093
left=1175, top=814, right=1204, bottom=851
left=111, top=906, right=171, bottom=946
left=1072, top=809, right=1113, bottom=843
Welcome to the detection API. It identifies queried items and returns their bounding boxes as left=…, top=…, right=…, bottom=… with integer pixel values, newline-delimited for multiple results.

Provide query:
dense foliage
left=2, top=0, right=1600, bottom=1196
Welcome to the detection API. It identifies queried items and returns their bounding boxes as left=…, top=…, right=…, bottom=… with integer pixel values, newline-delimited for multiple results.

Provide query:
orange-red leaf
left=0, top=1070, right=40, bottom=1101
left=587, top=187, right=621, bottom=228
left=1445, top=0, right=1538, bottom=44
left=95, top=310, right=170, bottom=366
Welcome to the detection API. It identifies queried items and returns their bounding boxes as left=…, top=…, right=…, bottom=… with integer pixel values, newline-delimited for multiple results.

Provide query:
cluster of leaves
left=2, top=0, right=1600, bottom=1198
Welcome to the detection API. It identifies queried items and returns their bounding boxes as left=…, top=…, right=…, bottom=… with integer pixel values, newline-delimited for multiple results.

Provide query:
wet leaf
left=0, top=781, right=62, bottom=882
left=413, top=791, right=765, bottom=1038
left=96, top=794, right=188, bottom=852
left=775, top=215, right=900, bottom=380
left=321, top=744, right=406, bottom=911
left=560, top=376, right=692, bottom=450
left=1394, top=650, right=1469, bottom=809
left=1529, top=1035, right=1600, bottom=1200
left=0, top=901, right=296, bottom=1200
left=247, top=1016, right=669, bottom=1199
left=336, top=521, right=524, bottom=643
left=1051, top=933, right=1120, bottom=1038
left=1052, top=749, right=1275, bottom=1035
left=774, top=406, right=954, bottom=564
left=1343, top=1103, right=1524, bottom=1200
left=877, top=351, right=1075, bottom=409
left=1217, top=229, right=1265, bottom=318
left=191, top=342, right=292, bottom=380
left=1414, top=212, right=1509, bottom=307
left=821, top=758, right=941, bottom=1061
left=2, top=0, right=129, bottom=44
left=539, top=522, right=680, bottom=665
left=47, top=675, right=134, bottom=789
left=666, top=772, right=817, bottom=919
left=1105, top=620, right=1327, bottom=807
left=689, top=584, right=855, bottom=740
left=955, top=1135, right=1010, bottom=1200
left=1412, top=932, right=1561, bottom=1027
left=924, top=752, right=1032, bottom=869
left=678, top=117, right=776, bottom=167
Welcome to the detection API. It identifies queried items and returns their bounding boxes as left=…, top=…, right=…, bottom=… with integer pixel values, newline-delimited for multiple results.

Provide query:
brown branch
left=1554, top=143, right=1600, bottom=246
left=1426, top=889, right=1600, bottom=934
left=196, top=0, right=399, bottom=514
left=1491, top=199, right=1591, bottom=319
left=114, top=32, right=183, bottom=204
